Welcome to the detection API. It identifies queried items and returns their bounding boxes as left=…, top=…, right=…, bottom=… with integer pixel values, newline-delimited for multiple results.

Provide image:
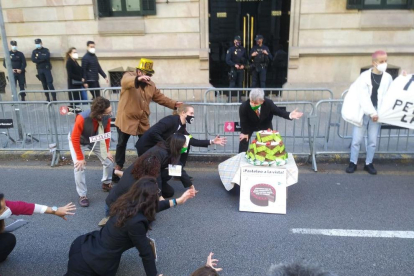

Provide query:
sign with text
left=89, top=132, right=111, bottom=143
left=240, top=166, right=286, bottom=214
left=378, top=75, right=414, bottom=129
left=0, top=119, right=13, bottom=129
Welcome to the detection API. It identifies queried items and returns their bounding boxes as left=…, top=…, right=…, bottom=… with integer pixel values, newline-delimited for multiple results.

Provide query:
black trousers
left=37, top=68, right=56, bottom=101
left=116, top=127, right=142, bottom=169
left=229, top=69, right=244, bottom=88
left=68, top=90, right=82, bottom=108
left=251, top=68, right=267, bottom=88
left=0, top=232, right=16, bottom=263
left=238, top=131, right=253, bottom=153
left=160, top=168, right=174, bottom=198
left=87, top=81, right=101, bottom=99
left=13, top=73, right=26, bottom=99
left=65, top=236, right=99, bottom=276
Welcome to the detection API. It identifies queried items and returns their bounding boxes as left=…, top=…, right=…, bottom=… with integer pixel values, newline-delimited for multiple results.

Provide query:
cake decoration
left=246, top=130, right=288, bottom=166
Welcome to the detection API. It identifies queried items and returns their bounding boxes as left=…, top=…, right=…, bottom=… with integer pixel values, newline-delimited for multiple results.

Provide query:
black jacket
left=82, top=52, right=107, bottom=81
left=79, top=213, right=156, bottom=276
left=226, top=45, right=248, bottom=67
left=31, top=47, right=52, bottom=70
left=239, top=98, right=291, bottom=135
left=3, top=51, right=26, bottom=71
left=66, top=58, right=83, bottom=89
left=136, top=115, right=210, bottom=155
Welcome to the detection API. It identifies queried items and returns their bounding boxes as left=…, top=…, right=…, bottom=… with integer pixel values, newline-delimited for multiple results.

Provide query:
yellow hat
left=136, top=58, right=155, bottom=74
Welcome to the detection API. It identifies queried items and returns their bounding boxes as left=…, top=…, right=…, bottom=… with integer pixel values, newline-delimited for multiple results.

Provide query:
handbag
left=72, top=79, right=83, bottom=85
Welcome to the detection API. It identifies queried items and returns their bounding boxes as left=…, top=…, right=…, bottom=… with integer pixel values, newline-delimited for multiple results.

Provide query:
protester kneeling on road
left=68, top=96, right=114, bottom=207
left=0, top=193, right=75, bottom=263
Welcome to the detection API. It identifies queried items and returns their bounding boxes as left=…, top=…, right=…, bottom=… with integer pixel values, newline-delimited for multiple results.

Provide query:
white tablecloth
left=218, top=153, right=299, bottom=191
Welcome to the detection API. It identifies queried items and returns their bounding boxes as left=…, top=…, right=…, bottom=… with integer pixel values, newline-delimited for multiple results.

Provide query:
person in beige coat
left=114, top=58, right=182, bottom=175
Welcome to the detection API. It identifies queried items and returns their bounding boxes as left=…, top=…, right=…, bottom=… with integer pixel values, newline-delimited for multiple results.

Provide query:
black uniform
left=250, top=44, right=273, bottom=88
left=226, top=45, right=248, bottom=89
left=3, top=50, right=26, bottom=100
left=31, top=47, right=56, bottom=101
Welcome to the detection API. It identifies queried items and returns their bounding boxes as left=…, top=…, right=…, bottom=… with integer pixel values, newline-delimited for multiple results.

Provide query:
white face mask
left=0, top=207, right=12, bottom=220
left=376, top=63, right=387, bottom=73
left=72, top=53, right=79, bottom=59
left=88, top=48, right=96, bottom=54
left=11, top=46, right=18, bottom=51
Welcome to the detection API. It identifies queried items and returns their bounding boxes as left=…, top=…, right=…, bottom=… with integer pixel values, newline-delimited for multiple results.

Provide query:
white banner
left=89, top=132, right=111, bottom=143
left=378, top=75, right=414, bottom=129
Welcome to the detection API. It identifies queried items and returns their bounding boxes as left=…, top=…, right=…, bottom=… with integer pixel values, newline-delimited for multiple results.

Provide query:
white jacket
left=341, top=68, right=393, bottom=127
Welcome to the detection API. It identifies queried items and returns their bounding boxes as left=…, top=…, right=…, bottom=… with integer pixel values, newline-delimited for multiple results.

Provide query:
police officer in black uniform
left=31, top=38, right=56, bottom=101
left=226, top=36, right=248, bottom=89
left=3, top=41, right=26, bottom=101
left=250, top=35, right=273, bottom=89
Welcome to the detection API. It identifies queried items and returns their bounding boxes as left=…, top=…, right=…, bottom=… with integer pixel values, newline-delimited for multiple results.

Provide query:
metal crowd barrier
left=20, top=88, right=107, bottom=102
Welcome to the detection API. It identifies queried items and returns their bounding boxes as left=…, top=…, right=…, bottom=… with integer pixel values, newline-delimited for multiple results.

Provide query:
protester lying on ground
left=65, top=177, right=171, bottom=276
left=0, top=193, right=75, bottom=263
left=136, top=104, right=227, bottom=181
left=267, top=261, right=337, bottom=276
left=99, top=150, right=197, bottom=227
left=69, top=96, right=114, bottom=207
left=190, top=252, right=223, bottom=276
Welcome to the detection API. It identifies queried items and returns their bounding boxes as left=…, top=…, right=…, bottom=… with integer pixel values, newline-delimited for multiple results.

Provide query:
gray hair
left=268, top=261, right=337, bottom=276
left=249, top=88, right=265, bottom=102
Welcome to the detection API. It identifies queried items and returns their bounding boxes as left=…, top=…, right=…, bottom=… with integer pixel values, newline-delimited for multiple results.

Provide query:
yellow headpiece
left=136, top=58, right=155, bottom=74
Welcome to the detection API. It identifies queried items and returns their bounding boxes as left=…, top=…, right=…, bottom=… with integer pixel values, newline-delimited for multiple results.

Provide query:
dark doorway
left=208, top=0, right=291, bottom=88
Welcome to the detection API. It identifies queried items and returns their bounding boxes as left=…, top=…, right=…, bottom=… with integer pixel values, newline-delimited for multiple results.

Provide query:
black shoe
left=364, top=163, right=377, bottom=175
left=173, top=176, right=194, bottom=181
left=345, top=162, right=357, bottom=173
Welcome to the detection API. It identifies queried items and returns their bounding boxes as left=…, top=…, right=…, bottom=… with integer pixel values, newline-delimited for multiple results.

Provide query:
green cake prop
left=246, top=129, right=288, bottom=166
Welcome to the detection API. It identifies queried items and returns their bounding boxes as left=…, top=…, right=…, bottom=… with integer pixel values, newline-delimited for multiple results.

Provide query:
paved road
left=0, top=159, right=413, bottom=276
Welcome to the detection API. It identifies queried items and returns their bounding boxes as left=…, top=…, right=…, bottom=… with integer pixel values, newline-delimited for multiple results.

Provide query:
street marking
left=291, top=228, right=414, bottom=239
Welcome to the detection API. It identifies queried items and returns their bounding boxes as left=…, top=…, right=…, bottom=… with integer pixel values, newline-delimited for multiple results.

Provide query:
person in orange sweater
left=68, top=97, right=114, bottom=207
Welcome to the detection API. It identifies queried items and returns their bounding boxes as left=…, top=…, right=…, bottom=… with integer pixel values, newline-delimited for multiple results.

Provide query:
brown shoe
left=79, top=196, right=89, bottom=207
left=102, top=183, right=113, bottom=192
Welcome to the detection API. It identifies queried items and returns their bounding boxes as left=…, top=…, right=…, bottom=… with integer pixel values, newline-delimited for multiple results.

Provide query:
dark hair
left=267, top=261, right=336, bottom=276
left=87, top=41, right=95, bottom=46
left=110, top=177, right=159, bottom=228
left=157, top=133, right=186, bottom=165
left=191, top=266, right=219, bottom=276
left=0, top=193, right=5, bottom=233
left=131, top=152, right=161, bottom=180
left=90, top=97, right=110, bottom=120
left=65, top=47, right=76, bottom=63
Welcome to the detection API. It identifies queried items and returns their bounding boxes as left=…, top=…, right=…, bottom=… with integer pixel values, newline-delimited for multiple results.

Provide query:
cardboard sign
left=89, top=132, right=111, bottom=143
left=0, top=119, right=13, bottom=129
left=240, top=166, right=286, bottom=214
left=59, top=106, right=69, bottom=115
left=224, top=121, right=241, bottom=132
left=168, top=164, right=182, bottom=176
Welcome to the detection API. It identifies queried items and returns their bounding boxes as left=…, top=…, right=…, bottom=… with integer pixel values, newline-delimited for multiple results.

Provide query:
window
left=97, top=0, right=156, bottom=17
left=347, top=0, right=414, bottom=9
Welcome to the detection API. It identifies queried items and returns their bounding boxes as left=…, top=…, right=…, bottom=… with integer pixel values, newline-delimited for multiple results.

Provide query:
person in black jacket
left=136, top=104, right=226, bottom=169
left=82, top=41, right=108, bottom=99
left=3, top=41, right=26, bottom=101
left=250, top=35, right=273, bottom=89
left=238, top=88, right=304, bottom=153
left=31, top=38, right=56, bottom=101
left=65, top=47, right=84, bottom=110
left=65, top=177, right=161, bottom=276
left=226, top=36, right=248, bottom=89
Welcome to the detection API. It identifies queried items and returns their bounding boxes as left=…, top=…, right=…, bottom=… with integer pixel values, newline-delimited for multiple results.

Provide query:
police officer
left=31, top=38, right=56, bottom=101
left=226, top=36, right=248, bottom=89
left=3, top=41, right=26, bottom=101
left=250, top=35, right=273, bottom=89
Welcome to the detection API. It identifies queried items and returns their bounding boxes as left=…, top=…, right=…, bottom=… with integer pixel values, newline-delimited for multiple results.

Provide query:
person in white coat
left=341, top=50, right=393, bottom=174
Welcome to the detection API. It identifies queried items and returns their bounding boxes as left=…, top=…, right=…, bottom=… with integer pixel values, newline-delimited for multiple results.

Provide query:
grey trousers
left=69, top=134, right=113, bottom=197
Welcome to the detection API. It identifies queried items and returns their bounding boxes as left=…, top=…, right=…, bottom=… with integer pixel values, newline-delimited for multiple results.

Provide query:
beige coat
left=115, top=72, right=176, bottom=135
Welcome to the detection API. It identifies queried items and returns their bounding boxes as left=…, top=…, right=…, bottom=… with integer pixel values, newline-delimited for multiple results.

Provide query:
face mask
left=72, top=53, right=79, bottom=59
left=11, top=46, right=17, bottom=51
left=186, top=115, right=194, bottom=124
left=376, top=63, right=387, bottom=73
left=251, top=104, right=261, bottom=111
left=0, top=207, right=12, bottom=220
left=35, top=44, right=41, bottom=49
left=102, top=114, right=111, bottom=121
left=180, top=147, right=188, bottom=154
left=88, top=48, right=96, bottom=54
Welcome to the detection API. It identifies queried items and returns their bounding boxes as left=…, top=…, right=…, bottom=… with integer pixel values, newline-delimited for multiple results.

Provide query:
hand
left=138, top=75, right=151, bottom=83
left=74, top=160, right=86, bottom=170
left=105, top=77, right=109, bottom=84
left=55, top=202, right=76, bottom=221
left=175, top=102, right=183, bottom=108
left=240, top=65, right=244, bottom=70
left=84, top=83, right=89, bottom=88
left=176, top=188, right=197, bottom=205
left=189, top=185, right=195, bottom=191
left=290, top=108, right=303, bottom=119
left=252, top=52, right=258, bottom=57
left=212, top=135, right=227, bottom=146
left=16, top=69, right=22, bottom=74
left=235, top=64, right=240, bottom=69
left=263, top=50, right=268, bottom=55
left=114, top=169, right=124, bottom=177
left=372, top=115, right=379, bottom=122
left=107, top=151, right=114, bottom=163
left=239, top=133, right=249, bottom=142
left=206, top=252, right=223, bottom=272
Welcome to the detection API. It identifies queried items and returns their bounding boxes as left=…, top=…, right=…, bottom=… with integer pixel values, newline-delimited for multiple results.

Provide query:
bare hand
left=114, top=169, right=124, bottom=177
left=177, top=188, right=197, bottom=205
left=235, top=64, right=240, bottom=69
left=16, top=69, right=22, bottom=74
left=55, top=202, right=76, bottom=220
left=252, top=52, right=258, bottom=57
left=239, top=133, right=249, bottom=142
left=107, top=151, right=114, bottom=163
left=372, top=115, right=379, bottom=122
left=240, top=65, right=245, bottom=70
left=212, top=135, right=227, bottom=146
left=175, top=102, right=183, bottom=108
left=290, top=108, right=303, bottom=119
left=75, top=160, right=86, bottom=170
left=84, top=83, right=89, bottom=88
left=138, top=75, right=151, bottom=83
left=206, top=252, right=223, bottom=272
left=263, top=50, right=268, bottom=55
left=105, top=77, right=109, bottom=84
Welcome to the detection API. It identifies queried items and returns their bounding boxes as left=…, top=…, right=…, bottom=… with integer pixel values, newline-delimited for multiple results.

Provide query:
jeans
left=80, top=90, right=88, bottom=101
left=350, top=114, right=381, bottom=165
